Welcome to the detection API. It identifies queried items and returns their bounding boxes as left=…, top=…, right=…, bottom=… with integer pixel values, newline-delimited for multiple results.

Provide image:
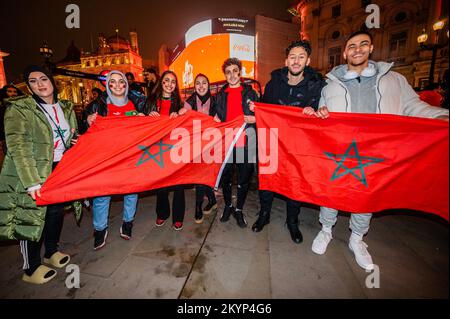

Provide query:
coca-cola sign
left=229, top=34, right=255, bottom=62
left=233, top=44, right=251, bottom=53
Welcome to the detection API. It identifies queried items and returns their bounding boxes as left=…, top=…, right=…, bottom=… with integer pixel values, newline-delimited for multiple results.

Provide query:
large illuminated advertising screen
left=169, top=18, right=255, bottom=89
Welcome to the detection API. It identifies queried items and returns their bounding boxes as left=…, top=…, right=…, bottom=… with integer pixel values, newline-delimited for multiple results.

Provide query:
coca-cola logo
left=233, top=44, right=250, bottom=52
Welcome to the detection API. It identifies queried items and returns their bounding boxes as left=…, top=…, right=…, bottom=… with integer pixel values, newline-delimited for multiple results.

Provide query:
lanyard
left=35, top=101, right=69, bottom=151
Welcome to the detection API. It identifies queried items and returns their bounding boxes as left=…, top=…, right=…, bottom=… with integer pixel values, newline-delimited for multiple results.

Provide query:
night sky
left=0, top=0, right=294, bottom=82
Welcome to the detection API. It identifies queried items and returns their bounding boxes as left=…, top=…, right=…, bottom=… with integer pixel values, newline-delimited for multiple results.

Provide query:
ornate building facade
left=57, top=30, right=144, bottom=111
left=15, top=31, right=146, bottom=116
left=293, top=0, right=448, bottom=87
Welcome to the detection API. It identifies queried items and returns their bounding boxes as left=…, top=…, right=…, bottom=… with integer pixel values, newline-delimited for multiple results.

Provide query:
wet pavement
left=0, top=188, right=448, bottom=299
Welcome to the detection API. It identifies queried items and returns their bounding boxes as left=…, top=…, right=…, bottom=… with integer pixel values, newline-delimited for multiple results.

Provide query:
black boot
left=252, top=210, right=270, bottom=232
left=220, top=205, right=234, bottom=222
left=233, top=209, right=248, bottom=228
left=286, top=218, right=303, bottom=244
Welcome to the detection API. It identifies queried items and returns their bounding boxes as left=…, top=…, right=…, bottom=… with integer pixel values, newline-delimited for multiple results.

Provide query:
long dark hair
left=149, top=70, right=181, bottom=113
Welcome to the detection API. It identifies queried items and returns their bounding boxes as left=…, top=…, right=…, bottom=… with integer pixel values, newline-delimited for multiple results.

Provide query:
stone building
left=292, top=0, right=448, bottom=87
left=55, top=30, right=144, bottom=111
left=14, top=30, right=146, bottom=116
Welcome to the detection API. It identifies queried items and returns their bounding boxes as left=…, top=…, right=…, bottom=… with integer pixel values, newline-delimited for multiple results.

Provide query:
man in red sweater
left=214, top=58, right=259, bottom=228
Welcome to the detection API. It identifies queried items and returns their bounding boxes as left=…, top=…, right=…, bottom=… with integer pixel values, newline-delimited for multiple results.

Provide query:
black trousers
left=21, top=161, right=66, bottom=275
left=221, top=147, right=254, bottom=210
left=20, top=202, right=66, bottom=275
left=259, top=190, right=301, bottom=221
left=156, top=186, right=185, bottom=223
left=195, top=185, right=216, bottom=206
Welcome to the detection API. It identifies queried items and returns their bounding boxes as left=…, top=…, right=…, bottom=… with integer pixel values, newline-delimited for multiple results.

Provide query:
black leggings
left=195, top=185, right=216, bottom=206
left=20, top=161, right=66, bottom=275
left=21, top=202, right=66, bottom=275
left=156, top=186, right=185, bottom=223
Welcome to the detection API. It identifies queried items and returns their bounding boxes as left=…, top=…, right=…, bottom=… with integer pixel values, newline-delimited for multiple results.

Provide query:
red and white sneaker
left=173, top=222, right=183, bottom=231
left=155, top=218, right=167, bottom=227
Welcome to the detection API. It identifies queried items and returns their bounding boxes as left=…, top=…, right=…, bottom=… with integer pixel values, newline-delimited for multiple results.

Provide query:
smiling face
left=28, top=71, right=54, bottom=101
left=194, top=75, right=209, bottom=97
left=343, top=34, right=373, bottom=68
left=108, top=73, right=127, bottom=97
left=285, top=46, right=310, bottom=76
left=161, top=73, right=177, bottom=97
left=224, top=64, right=241, bottom=88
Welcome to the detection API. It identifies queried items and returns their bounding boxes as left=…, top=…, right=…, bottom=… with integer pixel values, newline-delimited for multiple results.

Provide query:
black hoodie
left=262, top=66, right=326, bottom=110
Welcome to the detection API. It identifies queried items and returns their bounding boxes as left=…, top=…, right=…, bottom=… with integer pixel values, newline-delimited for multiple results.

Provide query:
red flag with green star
left=36, top=112, right=245, bottom=206
left=255, top=103, right=449, bottom=221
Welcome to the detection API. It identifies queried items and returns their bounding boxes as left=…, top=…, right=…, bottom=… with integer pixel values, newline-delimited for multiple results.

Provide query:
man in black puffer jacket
left=263, top=65, right=324, bottom=108
left=251, top=40, right=326, bottom=244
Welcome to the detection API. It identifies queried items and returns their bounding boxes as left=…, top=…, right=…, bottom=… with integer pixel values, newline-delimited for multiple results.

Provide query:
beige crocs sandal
left=43, top=251, right=71, bottom=268
left=22, top=265, right=57, bottom=284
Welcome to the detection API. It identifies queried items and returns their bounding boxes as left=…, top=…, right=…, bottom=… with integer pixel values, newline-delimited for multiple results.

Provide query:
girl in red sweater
left=148, top=71, right=186, bottom=230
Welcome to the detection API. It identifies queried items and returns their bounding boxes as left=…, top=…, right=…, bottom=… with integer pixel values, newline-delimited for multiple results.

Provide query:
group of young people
left=0, top=30, right=448, bottom=285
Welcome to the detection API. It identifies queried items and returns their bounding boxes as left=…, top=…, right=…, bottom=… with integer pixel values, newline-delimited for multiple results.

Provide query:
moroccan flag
left=36, top=112, right=245, bottom=205
left=255, top=103, right=449, bottom=221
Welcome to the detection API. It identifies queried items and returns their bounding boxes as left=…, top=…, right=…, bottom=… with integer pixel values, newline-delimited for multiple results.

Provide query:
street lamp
left=78, top=82, right=85, bottom=109
left=417, top=20, right=448, bottom=86
left=433, top=20, right=445, bottom=31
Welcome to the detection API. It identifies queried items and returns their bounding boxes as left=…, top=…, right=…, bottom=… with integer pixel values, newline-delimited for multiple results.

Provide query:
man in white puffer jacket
left=306, top=31, right=449, bottom=270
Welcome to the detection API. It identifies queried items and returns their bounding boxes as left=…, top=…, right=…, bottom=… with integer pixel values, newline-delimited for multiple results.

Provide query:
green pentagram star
left=324, top=140, right=384, bottom=187
left=54, top=126, right=67, bottom=139
left=136, top=139, right=174, bottom=169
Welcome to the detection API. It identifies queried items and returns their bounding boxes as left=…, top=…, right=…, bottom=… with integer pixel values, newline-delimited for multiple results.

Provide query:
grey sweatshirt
left=329, top=61, right=378, bottom=114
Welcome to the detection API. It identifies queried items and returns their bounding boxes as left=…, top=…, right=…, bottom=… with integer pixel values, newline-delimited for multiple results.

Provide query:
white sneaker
left=311, top=230, right=333, bottom=255
left=349, top=239, right=374, bottom=270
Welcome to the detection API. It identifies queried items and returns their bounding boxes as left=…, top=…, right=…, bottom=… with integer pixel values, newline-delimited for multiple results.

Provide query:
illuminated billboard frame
left=169, top=18, right=256, bottom=89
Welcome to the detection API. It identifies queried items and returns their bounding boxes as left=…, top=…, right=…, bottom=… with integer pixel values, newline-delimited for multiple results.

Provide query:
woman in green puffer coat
left=0, top=65, right=79, bottom=284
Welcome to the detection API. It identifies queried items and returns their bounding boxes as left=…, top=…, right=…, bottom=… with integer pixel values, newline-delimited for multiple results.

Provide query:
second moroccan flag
left=255, top=103, right=449, bottom=221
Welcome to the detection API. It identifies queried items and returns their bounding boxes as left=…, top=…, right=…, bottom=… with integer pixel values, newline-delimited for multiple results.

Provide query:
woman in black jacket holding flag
left=178, top=74, right=218, bottom=224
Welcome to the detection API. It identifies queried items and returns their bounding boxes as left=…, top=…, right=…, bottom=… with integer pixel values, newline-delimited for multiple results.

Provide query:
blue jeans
left=93, top=194, right=138, bottom=231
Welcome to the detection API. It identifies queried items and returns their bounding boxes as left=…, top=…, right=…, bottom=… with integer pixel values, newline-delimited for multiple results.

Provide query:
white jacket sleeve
left=399, top=74, right=449, bottom=118
left=318, top=88, right=327, bottom=109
